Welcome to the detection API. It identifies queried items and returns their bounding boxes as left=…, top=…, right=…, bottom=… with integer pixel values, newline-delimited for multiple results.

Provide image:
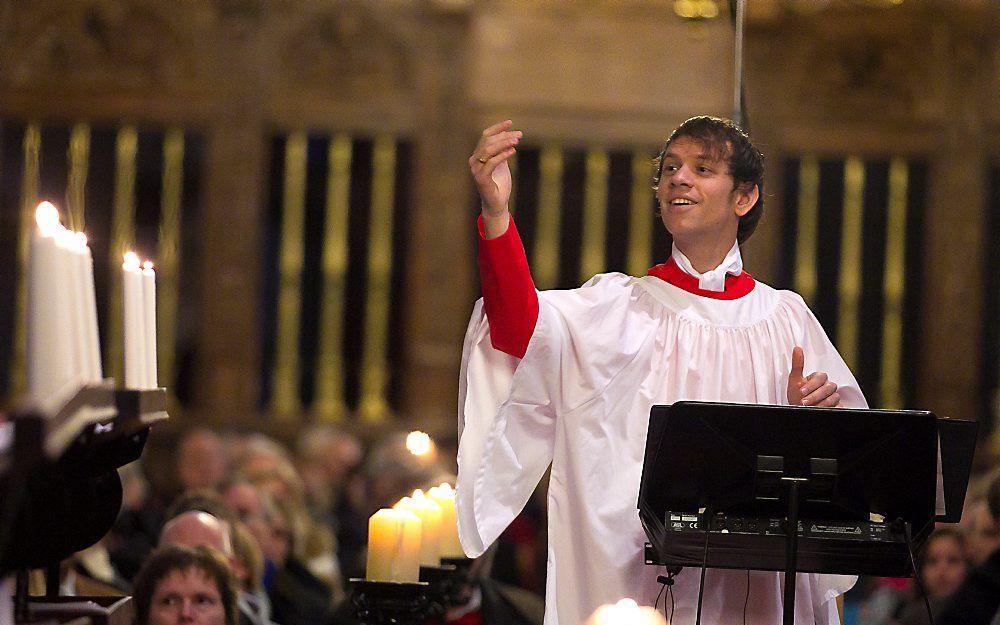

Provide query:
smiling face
left=655, top=137, right=758, bottom=261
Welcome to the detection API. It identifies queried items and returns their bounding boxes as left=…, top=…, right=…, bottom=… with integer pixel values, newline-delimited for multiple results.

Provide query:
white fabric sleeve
left=456, top=274, right=640, bottom=557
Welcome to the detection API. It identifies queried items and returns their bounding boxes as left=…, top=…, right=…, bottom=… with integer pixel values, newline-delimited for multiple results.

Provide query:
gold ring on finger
left=477, top=156, right=487, bottom=163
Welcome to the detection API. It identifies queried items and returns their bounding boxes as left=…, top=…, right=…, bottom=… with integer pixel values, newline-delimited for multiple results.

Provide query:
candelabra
left=1, top=384, right=167, bottom=624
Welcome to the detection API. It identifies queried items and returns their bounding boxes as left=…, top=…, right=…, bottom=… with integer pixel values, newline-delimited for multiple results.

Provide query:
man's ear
left=734, top=183, right=759, bottom=217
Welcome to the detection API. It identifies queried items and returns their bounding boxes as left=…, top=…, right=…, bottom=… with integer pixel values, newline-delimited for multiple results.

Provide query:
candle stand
left=1, top=385, right=167, bottom=624
left=348, top=579, right=431, bottom=625
left=418, top=564, right=457, bottom=623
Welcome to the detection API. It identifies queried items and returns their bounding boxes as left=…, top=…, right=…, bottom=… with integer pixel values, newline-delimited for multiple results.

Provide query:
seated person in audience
left=160, top=509, right=272, bottom=625
left=177, top=429, right=230, bottom=493
left=895, top=527, right=969, bottom=625
left=133, top=545, right=238, bottom=625
left=938, top=474, right=1000, bottom=625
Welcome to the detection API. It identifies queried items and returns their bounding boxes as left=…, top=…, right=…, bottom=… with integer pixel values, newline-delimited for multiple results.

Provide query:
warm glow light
left=74, top=232, right=88, bottom=248
left=35, top=201, right=62, bottom=236
left=142, top=260, right=154, bottom=272
left=584, top=598, right=667, bottom=625
left=406, top=430, right=433, bottom=457
left=123, top=251, right=141, bottom=271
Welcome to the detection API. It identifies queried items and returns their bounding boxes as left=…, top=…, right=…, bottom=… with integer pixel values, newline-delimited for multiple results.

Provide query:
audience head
left=160, top=511, right=233, bottom=557
left=176, top=430, right=228, bottom=492
left=920, top=527, right=968, bottom=600
left=966, top=500, right=1000, bottom=565
left=133, top=545, right=238, bottom=625
left=296, top=426, right=363, bottom=506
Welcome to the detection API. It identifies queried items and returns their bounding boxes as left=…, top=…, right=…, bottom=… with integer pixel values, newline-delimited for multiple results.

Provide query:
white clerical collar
left=671, top=242, right=743, bottom=292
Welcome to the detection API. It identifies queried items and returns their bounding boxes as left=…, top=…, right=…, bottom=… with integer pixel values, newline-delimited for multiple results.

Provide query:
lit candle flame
left=142, top=260, right=154, bottom=272
left=123, top=251, right=141, bottom=272
left=74, top=232, right=88, bottom=248
left=35, top=201, right=62, bottom=237
left=406, top=430, right=433, bottom=457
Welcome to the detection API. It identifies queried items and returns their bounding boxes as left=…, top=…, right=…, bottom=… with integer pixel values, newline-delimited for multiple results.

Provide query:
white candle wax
left=78, top=235, right=103, bottom=382
left=27, top=202, right=77, bottom=408
left=394, top=490, right=443, bottom=567
left=62, top=231, right=90, bottom=385
left=366, top=508, right=422, bottom=583
left=141, top=261, right=157, bottom=389
left=428, top=483, right=463, bottom=558
left=122, top=252, right=146, bottom=389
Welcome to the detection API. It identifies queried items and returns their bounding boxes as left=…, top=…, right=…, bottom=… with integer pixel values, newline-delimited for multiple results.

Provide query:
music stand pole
left=782, top=477, right=807, bottom=625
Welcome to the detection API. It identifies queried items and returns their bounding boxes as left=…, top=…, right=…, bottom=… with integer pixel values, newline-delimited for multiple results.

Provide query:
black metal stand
left=2, top=385, right=168, bottom=624
left=781, top=477, right=807, bottom=625
left=348, top=579, right=431, bottom=625
left=419, top=564, right=457, bottom=624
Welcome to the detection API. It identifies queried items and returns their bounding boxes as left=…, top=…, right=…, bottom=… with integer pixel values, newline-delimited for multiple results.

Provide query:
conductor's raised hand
left=470, top=120, right=522, bottom=237
left=786, top=346, right=841, bottom=407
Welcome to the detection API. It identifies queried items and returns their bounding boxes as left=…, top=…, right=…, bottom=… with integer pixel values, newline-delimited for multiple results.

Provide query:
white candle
left=62, top=231, right=90, bottom=385
left=77, top=233, right=103, bottom=382
left=394, top=490, right=443, bottom=567
left=428, top=483, right=463, bottom=558
left=366, top=508, right=422, bottom=583
left=141, top=261, right=157, bottom=389
left=27, top=202, right=76, bottom=407
left=584, top=599, right=666, bottom=625
left=122, top=252, right=146, bottom=389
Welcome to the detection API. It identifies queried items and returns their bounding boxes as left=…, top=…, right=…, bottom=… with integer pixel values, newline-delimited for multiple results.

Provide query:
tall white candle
left=27, top=202, right=76, bottom=407
left=141, top=261, right=157, bottom=389
left=122, top=252, right=147, bottom=389
left=62, top=231, right=90, bottom=385
left=77, top=233, right=103, bottom=382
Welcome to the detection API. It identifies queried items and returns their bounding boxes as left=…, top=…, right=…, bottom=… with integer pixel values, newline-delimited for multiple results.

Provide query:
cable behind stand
left=900, top=519, right=935, bottom=625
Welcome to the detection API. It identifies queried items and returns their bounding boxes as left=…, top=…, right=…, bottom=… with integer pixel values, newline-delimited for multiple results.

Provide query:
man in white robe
left=456, top=117, right=867, bottom=625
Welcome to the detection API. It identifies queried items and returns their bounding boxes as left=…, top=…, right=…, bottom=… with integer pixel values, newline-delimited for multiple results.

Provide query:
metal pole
left=733, top=0, right=746, bottom=126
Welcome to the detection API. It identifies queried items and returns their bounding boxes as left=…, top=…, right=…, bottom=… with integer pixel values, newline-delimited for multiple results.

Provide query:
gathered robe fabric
left=456, top=268, right=868, bottom=625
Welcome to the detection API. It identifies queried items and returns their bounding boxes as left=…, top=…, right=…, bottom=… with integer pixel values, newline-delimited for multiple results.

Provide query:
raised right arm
left=470, top=120, right=538, bottom=358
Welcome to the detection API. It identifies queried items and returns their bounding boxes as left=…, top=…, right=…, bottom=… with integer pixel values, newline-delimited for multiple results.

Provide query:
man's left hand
left=787, top=346, right=841, bottom=407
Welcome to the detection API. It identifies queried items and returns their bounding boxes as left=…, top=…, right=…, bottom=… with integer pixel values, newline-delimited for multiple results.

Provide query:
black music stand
left=637, top=401, right=976, bottom=625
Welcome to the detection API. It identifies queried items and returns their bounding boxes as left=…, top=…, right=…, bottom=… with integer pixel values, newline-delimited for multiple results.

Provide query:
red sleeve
left=477, top=215, right=539, bottom=359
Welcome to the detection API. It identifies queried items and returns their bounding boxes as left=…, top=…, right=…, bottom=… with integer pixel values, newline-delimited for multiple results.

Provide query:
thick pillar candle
left=395, top=490, right=442, bottom=567
left=427, top=483, right=463, bottom=558
left=366, top=508, right=422, bottom=582
left=584, top=598, right=666, bottom=625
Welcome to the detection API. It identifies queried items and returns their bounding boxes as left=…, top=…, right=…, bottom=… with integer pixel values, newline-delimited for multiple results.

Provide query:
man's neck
left=673, top=237, right=739, bottom=273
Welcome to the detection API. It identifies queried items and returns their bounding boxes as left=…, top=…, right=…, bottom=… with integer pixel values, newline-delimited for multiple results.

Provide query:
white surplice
left=456, top=270, right=867, bottom=625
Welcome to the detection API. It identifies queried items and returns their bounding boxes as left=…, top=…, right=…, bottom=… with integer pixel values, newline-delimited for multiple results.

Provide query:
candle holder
left=418, top=564, right=457, bottom=623
left=348, top=579, right=432, bottom=625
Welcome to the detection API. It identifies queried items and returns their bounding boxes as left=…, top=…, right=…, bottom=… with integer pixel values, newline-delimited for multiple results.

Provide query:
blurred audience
left=894, top=527, right=969, bottom=625
left=177, top=429, right=229, bottom=492
left=937, top=473, right=1000, bottom=625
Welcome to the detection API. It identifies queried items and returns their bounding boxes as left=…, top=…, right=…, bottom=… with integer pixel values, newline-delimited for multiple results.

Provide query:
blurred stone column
left=401, top=8, right=475, bottom=425
left=194, top=6, right=267, bottom=423
left=916, top=20, right=991, bottom=423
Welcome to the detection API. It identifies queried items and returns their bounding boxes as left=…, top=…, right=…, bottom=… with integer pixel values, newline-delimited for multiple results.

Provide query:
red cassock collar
left=646, top=256, right=756, bottom=300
